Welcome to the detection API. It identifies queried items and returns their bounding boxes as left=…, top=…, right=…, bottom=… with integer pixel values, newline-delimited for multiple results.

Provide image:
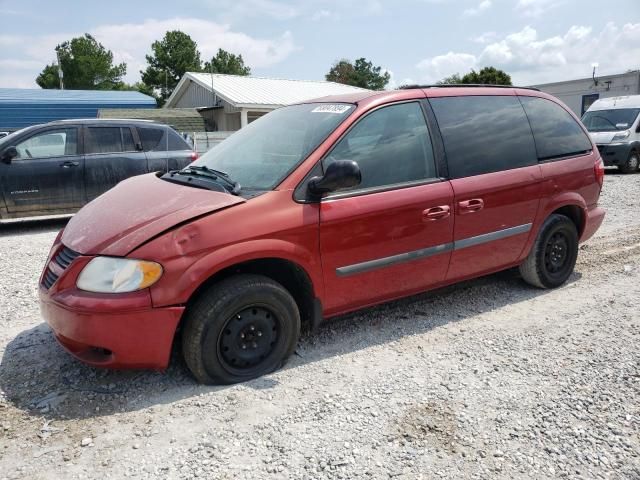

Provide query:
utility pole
left=56, top=51, right=64, bottom=90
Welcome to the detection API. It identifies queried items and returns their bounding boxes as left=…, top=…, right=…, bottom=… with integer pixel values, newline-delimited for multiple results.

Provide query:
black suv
left=0, top=119, right=196, bottom=220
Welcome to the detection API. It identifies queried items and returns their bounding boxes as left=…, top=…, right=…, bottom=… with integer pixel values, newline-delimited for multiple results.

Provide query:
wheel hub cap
left=545, top=232, right=569, bottom=273
left=220, top=307, right=278, bottom=369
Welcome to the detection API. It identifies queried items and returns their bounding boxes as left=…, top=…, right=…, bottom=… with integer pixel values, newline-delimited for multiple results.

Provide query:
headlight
left=77, top=257, right=163, bottom=293
left=612, top=130, right=630, bottom=141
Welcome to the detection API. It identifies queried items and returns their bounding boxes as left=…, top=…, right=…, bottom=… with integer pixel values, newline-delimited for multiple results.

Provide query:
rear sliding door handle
left=458, top=198, right=484, bottom=214
left=60, top=160, right=80, bottom=168
left=422, top=205, right=451, bottom=221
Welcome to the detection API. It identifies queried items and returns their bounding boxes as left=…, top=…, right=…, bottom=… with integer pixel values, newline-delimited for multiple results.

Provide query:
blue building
left=0, top=88, right=156, bottom=132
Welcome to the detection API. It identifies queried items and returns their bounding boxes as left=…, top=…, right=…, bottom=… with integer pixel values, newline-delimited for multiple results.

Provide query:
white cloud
left=416, top=52, right=477, bottom=83
left=463, top=0, right=492, bottom=17
left=471, top=31, right=498, bottom=44
left=516, top=0, right=562, bottom=17
left=415, top=22, right=640, bottom=85
left=0, top=18, right=299, bottom=88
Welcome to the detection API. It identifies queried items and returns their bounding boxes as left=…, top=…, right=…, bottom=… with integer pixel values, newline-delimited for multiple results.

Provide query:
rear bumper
left=596, top=143, right=632, bottom=166
left=39, top=287, right=184, bottom=370
left=580, top=206, right=606, bottom=243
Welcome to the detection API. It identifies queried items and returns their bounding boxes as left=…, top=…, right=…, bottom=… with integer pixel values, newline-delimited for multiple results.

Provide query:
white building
left=165, top=73, right=369, bottom=131
left=531, top=70, right=640, bottom=116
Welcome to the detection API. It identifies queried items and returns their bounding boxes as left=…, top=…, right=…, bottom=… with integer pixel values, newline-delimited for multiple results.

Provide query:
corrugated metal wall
left=0, top=89, right=156, bottom=131
left=173, top=81, right=217, bottom=108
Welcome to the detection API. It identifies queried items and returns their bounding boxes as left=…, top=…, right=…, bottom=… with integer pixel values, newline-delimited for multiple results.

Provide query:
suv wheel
left=519, top=214, right=579, bottom=289
left=619, top=151, right=639, bottom=174
left=182, top=274, right=300, bottom=384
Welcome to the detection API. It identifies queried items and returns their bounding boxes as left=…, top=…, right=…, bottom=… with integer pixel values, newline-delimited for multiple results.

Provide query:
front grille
left=42, top=245, right=80, bottom=290
left=42, top=269, right=59, bottom=289
left=53, top=246, right=80, bottom=269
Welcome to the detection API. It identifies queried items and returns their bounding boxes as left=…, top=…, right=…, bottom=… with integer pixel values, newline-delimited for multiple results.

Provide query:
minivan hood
left=62, top=173, right=245, bottom=256
left=589, top=131, right=621, bottom=144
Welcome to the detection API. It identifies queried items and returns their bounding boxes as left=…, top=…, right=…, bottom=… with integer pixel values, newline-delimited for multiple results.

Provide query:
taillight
left=190, top=151, right=199, bottom=162
left=594, top=157, right=604, bottom=189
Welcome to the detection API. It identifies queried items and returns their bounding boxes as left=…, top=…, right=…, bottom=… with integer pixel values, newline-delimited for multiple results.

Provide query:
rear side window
left=138, top=128, right=164, bottom=151
left=85, top=127, right=137, bottom=154
left=430, top=95, right=538, bottom=179
left=520, top=96, right=592, bottom=160
left=324, top=102, right=437, bottom=190
left=139, top=127, right=190, bottom=151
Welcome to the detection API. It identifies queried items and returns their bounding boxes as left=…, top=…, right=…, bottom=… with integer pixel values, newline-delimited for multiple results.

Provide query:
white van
left=582, top=95, right=640, bottom=173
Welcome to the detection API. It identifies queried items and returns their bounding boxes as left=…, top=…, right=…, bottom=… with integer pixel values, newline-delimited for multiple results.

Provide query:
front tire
left=519, top=214, right=579, bottom=289
left=182, top=274, right=300, bottom=385
left=619, top=151, right=639, bottom=174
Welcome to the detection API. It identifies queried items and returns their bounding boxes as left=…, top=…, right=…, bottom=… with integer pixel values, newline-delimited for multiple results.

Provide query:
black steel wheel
left=619, top=151, right=639, bottom=174
left=182, top=274, right=300, bottom=384
left=519, top=214, right=579, bottom=289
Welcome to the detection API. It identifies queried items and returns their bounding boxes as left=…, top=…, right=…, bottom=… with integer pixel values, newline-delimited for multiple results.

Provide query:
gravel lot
left=0, top=171, right=639, bottom=480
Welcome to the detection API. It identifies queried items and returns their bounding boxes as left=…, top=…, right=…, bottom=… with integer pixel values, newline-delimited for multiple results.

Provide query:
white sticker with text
left=311, top=104, right=351, bottom=114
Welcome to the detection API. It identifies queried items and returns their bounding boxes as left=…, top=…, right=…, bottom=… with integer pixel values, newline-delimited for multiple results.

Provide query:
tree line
left=36, top=31, right=511, bottom=106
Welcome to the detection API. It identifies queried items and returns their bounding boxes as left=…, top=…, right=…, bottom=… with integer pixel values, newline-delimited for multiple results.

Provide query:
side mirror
left=308, top=160, right=361, bottom=196
left=0, top=146, right=17, bottom=165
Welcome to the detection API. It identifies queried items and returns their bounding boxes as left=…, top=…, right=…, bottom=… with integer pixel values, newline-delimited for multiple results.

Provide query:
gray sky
left=0, top=0, right=638, bottom=89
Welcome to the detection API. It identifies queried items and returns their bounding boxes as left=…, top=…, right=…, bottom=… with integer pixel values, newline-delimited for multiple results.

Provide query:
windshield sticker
left=616, top=123, right=628, bottom=128
left=311, top=104, right=351, bottom=114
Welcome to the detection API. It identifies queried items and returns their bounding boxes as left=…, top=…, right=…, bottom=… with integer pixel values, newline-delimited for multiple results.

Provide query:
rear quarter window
left=519, top=96, right=592, bottom=160
left=429, top=95, right=538, bottom=178
left=139, top=127, right=190, bottom=152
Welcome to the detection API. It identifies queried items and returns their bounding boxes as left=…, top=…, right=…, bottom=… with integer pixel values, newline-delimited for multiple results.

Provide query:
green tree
left=326, top=57, right=390, bottom=90
left=438, top=67, right=512, bottom=86
left=141, top=31, right=202, bottom=106
left=204, top=48, right=251, bottom=76
left=36, top=34, right=127, bottom=90
left=436, top=73, right=463, bottom=85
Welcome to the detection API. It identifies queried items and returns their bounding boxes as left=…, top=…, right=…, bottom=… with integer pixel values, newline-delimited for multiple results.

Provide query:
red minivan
left=39, top=86, right=606, bottom=384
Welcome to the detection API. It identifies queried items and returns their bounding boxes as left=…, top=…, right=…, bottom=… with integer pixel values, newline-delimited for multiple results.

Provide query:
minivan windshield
left=581, top=108, right=640, bottom=132
left=192, top=103, right=354, bottom=190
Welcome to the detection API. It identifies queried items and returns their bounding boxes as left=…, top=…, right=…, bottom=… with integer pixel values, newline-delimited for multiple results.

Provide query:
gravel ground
left=0, top=171, right=638, bottom=480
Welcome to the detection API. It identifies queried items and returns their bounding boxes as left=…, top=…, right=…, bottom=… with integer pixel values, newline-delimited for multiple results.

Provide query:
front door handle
left=458, top=198, right=484, bottom=214
left=60, top=160, right=80, bottom=168
left=423, top=205, right=451, bottom=221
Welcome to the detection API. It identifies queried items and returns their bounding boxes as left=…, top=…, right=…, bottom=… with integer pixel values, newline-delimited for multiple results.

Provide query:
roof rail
left=399, top=84, right=540, bottom=91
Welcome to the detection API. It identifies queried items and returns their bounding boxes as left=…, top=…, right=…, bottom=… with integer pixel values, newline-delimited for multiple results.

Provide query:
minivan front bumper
left=39, top=287, right=184, bottom=370
left=596, top=143, right=633, bottom=166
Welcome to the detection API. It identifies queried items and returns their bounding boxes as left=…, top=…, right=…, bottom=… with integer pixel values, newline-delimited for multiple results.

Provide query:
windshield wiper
left=178, top=165, right=242, bottom=195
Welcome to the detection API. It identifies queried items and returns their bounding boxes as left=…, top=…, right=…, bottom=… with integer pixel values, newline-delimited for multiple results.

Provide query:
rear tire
left=519, top=214, right=578, bottom=289
left=619, top=151, right=639, bottom=174
left=182, top=274, right=300, bottom=385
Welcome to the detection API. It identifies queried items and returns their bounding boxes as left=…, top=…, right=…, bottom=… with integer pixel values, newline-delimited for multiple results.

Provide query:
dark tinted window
left=122, top=127, right=135, bottom=151
left=520, top=96, right=592, bottom=160
left=324, top=102, right=437, bottom=190
left=167, top=129, right=189, bottom=151
left=138, top=127, right=164, bottom=151
left=430, top=96, right=537, bottom=178
left=86, top=127, right=137, bottom=154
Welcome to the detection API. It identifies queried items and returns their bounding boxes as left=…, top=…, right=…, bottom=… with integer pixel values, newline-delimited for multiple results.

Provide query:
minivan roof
left=587, top=95, right=640, bottom=111
left=302, top=85, right=549, bottom=108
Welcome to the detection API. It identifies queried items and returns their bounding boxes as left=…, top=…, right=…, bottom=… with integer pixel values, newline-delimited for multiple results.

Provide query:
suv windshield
left=192, top=103, right=354, bottom=190
left=581, top=108, right=640, bottom=132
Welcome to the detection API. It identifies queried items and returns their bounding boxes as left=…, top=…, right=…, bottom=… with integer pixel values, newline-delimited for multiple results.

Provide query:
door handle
left=423, top=205, right=451, bottom=220
left=458, top=198, right=484, bottom=214
left=60, top=160, right=79, bottom=168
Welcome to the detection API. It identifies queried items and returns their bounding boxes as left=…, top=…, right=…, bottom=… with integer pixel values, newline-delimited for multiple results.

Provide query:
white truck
left=582, top=95, right=640, bottom=173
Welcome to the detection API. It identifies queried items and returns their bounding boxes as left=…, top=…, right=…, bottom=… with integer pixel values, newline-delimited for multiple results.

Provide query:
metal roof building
left=165, top=73, right=369, bottom=131
left=0, top=88, right=156, bottom=132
